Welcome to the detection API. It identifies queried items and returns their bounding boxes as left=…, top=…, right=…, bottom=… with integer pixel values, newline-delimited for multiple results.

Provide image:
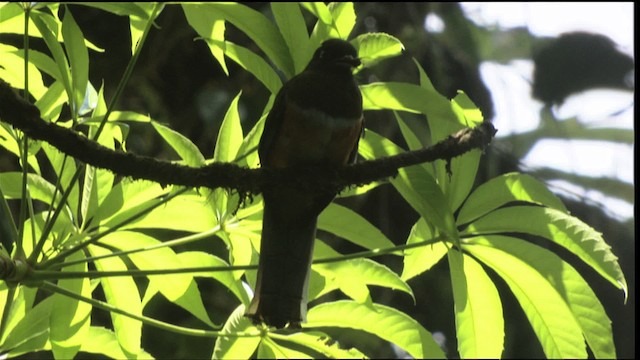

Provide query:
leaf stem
left=39, top=281, right=261, bottom=338
left=16, top=3, right=33, bottom=260
left=92, top=3, right=162, bottom=142
left=37, top=187, right=188, bottom=269
left=47, top=224, right=222, bottom=270
left=31, top=236, right=445, bottom=280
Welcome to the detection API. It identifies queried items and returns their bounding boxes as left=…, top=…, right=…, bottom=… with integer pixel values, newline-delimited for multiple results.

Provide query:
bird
left=245, top=38, right=364, bottom=329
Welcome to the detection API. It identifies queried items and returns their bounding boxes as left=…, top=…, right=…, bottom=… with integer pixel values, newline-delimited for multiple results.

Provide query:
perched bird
left=245, top=39, right=364, bottom=328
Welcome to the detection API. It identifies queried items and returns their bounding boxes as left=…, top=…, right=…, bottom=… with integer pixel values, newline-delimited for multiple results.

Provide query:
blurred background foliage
left=2, top=2, right=633, bottom=359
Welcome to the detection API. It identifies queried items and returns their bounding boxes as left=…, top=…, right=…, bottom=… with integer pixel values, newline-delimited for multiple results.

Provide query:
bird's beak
left=339, top=55, right=361, bottom=68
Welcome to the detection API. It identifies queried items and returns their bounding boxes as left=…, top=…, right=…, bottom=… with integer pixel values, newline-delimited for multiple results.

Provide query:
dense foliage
left=0, top=3, right=627, bottom=359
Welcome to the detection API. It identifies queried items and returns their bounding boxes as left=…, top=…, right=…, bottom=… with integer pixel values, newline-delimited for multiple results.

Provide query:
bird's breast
left=266, top=101, right=363, bottom=169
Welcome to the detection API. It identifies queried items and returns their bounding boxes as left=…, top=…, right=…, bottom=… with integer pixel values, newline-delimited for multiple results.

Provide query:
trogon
left=245, top=39, right=364, bottom=328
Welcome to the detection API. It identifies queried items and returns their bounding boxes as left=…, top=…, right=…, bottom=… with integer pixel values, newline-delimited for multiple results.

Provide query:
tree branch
left=0, top=79, right=497, bottom=195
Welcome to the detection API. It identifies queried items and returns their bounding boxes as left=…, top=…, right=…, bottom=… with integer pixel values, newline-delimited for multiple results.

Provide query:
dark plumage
left=245, top=39, right=364, bottom=328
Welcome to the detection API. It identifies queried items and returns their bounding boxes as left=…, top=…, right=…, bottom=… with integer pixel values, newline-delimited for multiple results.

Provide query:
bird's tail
left=245, top=192, right=322, bottom=328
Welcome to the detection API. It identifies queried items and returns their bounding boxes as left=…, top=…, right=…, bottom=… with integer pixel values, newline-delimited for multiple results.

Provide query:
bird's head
left=308, top=38, right=361, bottom=71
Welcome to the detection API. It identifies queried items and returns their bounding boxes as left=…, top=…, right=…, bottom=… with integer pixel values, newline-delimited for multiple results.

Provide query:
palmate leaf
left=61, top=8, right=88, bottom=117
left=307, top=301, right=445, bottom=359
left=271, top=3, right=311, bottom=74
left=100, top=231, right=216, bottom=329
left=212, top=305, right=260, bottom=360
left=50, top=251, right=91, bottom=360
left=351, top=32, right=404, bottom=68
left=121, top=193, right=217, bottom=232
left=318, top=202, right=394, bottom=250
left=462, top=237, right=587, bottom=358
left=457, top=172, right=568, bottom=225
left=80, top=326, right=153, bottom=359
left=463, top=206, right=627, bottom=296
left=444, top=92, right=483, bottom=211
left=314, top=257, right=414, bottom=303
left=0, top=44, right=48, bottom=99
left=91, top=178, right=167, bottom=228
left=448, top=249, right=504, bottom=358
left=401, top=218, right=448, bottom=281
left=151, top=121, right=206, bottom=167
left=205, top=40, right=283, bottom=95
left=30, top=11, right=74, bottom=111
left=177, top=251, right=250, bottom=305
left=0, top=172, right=75, bottom=228
left=200, top=3, right=293, bottom=78
left=358, top=129, right=457, bottom=240
left=309, top=2, right=356, bottom=46
left=269, top=331, right=366, bottom=359
left=89, top=246, right=142, bottom=358
left=0, top=292, right=52, bottom=356
left=466, top=235, right=616, bottom=358
left=182, top=3, right=228, bottom=75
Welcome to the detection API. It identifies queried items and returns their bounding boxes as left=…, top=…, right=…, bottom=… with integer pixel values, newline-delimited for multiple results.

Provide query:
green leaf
left=41, top=143, right=80, bottom=215
left=182, top=3, right=228, bottom=75
left=261, top=337, right=312, bottom=359
left=358, top=130, right=457, bottom=240
left=92, top=178, right=166, bottom=227
left=80, top=327, right=152, bottom=359
left=10, top=48, right=60, bottom=82
left=0, top=185, right=18, bottom=252
left=82, top=121, right=118, bottom=227
left=307, top=301, right=445, bottom=359
left=271, top=331, right=366, bottom=359
left=61, top=7, right=88, bottom=116
left=0, top=172, right=75, bottom=227
left=152, top=121, right=206, bottom=167
left=328, top=2, right=356, bottom=40
left=314, top=258, right=414, bottom=303
left=101, top=231, right=216, bottom=328
left=212, top=305, right=260, bottom=360
left=0, top=44, right=48, bottom=99
left=318, top=202, right=394, bottom=250
left=0, top=294, right=53, bottom=355
left=213, top=92, right=244, bottom=162
left=129, top=3, right=157, bottom=55
left=50, top=252, right=91, bottom=360
left=207, top=40, right=283, bottom=94
left=121, top=192, right=217, bottom=232
left=203, top=3, right=293, bottom=78
left=352, top=32, right=404, bottom=68
left=401, top=218, right=447, bottom=281
left=271, top=3, right=311, bottom=74
left=89, top=246, right=142, bottom=358
left=466, top=235, right=616, bottom=359
left=30, top=11, right=73, bottom=108
left=178, top=251, right=250, bottom=305
left=0, top=123, right=20, bottom=159
left=35, top=80, right=66, bottom=121
left=361, top=82, right=458, bottom=127
left=394, top=111, right=425, bottom=151
left=457, top=172, right=568, bottom=225
left=463, top=236, right=587, bottom=359
left=464, top=206, right=627, bottom=296
left=443, top=92, right=484, bottom=211
left=300, top=2, right=333, bottom=25
left=448, top=249, right=503, bottom=358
